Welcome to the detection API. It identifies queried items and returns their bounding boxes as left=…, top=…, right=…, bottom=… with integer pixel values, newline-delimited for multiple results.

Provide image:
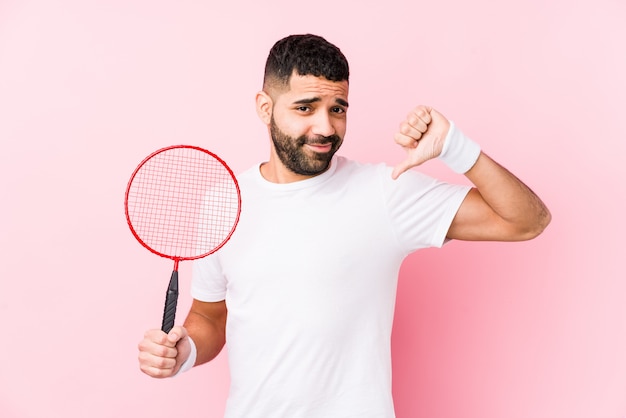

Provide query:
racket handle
left=161, top=270, right=179, bottom=333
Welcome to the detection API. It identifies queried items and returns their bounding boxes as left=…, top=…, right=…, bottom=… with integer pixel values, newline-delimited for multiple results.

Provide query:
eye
left=331, top=106, right=346, bottom=114
left=296, top=106, right=312, bottom=113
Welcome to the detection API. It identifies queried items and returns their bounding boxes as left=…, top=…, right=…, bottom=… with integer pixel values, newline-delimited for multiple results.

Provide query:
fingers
left=392, top=106, right=441, bottom=180
left=395, top=106, right=432, bottom=146
left=138, top=328, right=187, bottom=378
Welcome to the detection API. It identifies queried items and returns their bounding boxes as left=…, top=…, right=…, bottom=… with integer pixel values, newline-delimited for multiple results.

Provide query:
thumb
left=391, top=158, right=413, bottom=180
left=166, top=325, right=188, bottom=346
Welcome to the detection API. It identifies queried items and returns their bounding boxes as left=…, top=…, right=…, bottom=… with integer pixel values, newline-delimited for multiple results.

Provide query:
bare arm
left=392, top=105, right=551, bottom=242
left=447, top=152, right=551, bottom=241
left=183, top=299, right=227, bottom=366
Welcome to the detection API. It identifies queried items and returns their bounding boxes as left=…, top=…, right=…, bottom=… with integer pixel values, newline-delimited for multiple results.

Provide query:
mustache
left=300, top=134, right=342, bottom=146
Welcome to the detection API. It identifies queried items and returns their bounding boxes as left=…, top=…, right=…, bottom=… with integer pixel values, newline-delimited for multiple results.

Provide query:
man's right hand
left=138, top=326, right=191, bottom=378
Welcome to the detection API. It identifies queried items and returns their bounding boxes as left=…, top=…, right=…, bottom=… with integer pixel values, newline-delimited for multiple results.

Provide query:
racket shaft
left=161, top=270, right=179, bottom=333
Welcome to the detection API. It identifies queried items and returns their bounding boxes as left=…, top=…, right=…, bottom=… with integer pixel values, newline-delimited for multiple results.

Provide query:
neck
left=259, top=156, right=316, bottom=184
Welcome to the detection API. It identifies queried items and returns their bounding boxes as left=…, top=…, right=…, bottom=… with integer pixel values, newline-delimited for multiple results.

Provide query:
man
left=138, top=34, right=550, bottom=417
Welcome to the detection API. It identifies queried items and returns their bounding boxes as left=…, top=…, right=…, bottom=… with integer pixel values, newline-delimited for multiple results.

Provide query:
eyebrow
left=293, top=97, right=349, bottom=108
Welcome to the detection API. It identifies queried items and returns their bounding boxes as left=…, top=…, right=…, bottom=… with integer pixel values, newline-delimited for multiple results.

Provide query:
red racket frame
left=124, top=145, right=241, bottom=332
left=124, top=144, right=241, bottom=269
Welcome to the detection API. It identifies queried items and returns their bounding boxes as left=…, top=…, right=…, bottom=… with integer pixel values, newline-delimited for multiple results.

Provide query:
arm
left=447, top=152, right=551, bottom=241
left=137, top=299, right=227, bottom=378
left=183, top=299, right=227, bottom=366
left=392, top=105, right=551, bottom=242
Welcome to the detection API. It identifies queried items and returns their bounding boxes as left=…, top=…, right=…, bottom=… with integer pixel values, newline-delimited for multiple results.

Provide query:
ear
left=255, top=91, right=273, bottom=125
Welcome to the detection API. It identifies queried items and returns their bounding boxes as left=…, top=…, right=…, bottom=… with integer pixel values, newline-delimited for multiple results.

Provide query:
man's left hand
left=391, top=105, right=450, bottom=179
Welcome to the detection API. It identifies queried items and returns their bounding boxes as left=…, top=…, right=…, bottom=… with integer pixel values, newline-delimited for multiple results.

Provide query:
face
left=261, top=73, right=349, bottom=181
left=269, top=115, right=342, bottom=177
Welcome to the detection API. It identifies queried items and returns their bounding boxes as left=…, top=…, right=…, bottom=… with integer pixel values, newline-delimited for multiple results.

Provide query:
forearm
left=463, top=152, right=551, bottom=240
left=183, top=302, right=227, bottom=366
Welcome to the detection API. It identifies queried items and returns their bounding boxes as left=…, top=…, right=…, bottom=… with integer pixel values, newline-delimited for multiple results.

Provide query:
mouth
left=304, top=143, right=333, bottom=153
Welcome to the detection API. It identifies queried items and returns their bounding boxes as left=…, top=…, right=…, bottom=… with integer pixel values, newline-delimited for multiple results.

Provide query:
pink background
left=1, top=0, right=625, bottom=417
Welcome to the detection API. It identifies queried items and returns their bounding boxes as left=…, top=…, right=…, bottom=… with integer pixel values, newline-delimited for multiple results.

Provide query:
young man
left=138, top=34, right=550, bottom=417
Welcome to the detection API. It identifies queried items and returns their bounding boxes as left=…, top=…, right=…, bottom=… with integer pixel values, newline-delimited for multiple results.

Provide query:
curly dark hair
left=263, top=34, right=349, bottom=89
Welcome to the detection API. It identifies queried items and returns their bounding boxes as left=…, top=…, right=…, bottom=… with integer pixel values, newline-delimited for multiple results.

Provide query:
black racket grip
left=161, top=270, right=179, bottom=333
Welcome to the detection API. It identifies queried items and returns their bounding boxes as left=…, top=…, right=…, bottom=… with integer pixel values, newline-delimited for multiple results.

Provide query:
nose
left=311, top=112, right=336, bottom=138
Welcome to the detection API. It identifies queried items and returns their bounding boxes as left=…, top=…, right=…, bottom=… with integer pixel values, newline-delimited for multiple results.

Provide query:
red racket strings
left=125, top=146, right=240, bottom=263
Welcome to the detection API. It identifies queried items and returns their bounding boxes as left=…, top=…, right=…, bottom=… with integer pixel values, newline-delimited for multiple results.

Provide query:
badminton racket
left=125, top=145, right=241, bottom=333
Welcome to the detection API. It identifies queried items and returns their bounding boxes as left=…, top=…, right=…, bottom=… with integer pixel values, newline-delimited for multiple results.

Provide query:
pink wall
left=1, top=0, right=624, bottom=417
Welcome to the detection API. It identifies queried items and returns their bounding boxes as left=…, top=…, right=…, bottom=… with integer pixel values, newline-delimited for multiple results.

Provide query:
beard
left=270, top=116, right=343, bottom=176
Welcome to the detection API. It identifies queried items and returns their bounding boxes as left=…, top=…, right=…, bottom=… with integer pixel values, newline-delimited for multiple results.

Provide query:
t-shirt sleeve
left=380, top=165, right=471, bottom=253
left=191, top=254, right=227, bottom=302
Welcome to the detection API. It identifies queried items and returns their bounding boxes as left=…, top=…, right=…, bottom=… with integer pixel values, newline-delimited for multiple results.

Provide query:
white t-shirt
left=192, top=156, right=470, bottom=418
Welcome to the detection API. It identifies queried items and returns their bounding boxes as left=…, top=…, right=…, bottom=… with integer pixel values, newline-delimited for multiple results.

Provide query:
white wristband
left=173, top=336, right=197, bottom=377
left=438, top=121, right=481, bottom=174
